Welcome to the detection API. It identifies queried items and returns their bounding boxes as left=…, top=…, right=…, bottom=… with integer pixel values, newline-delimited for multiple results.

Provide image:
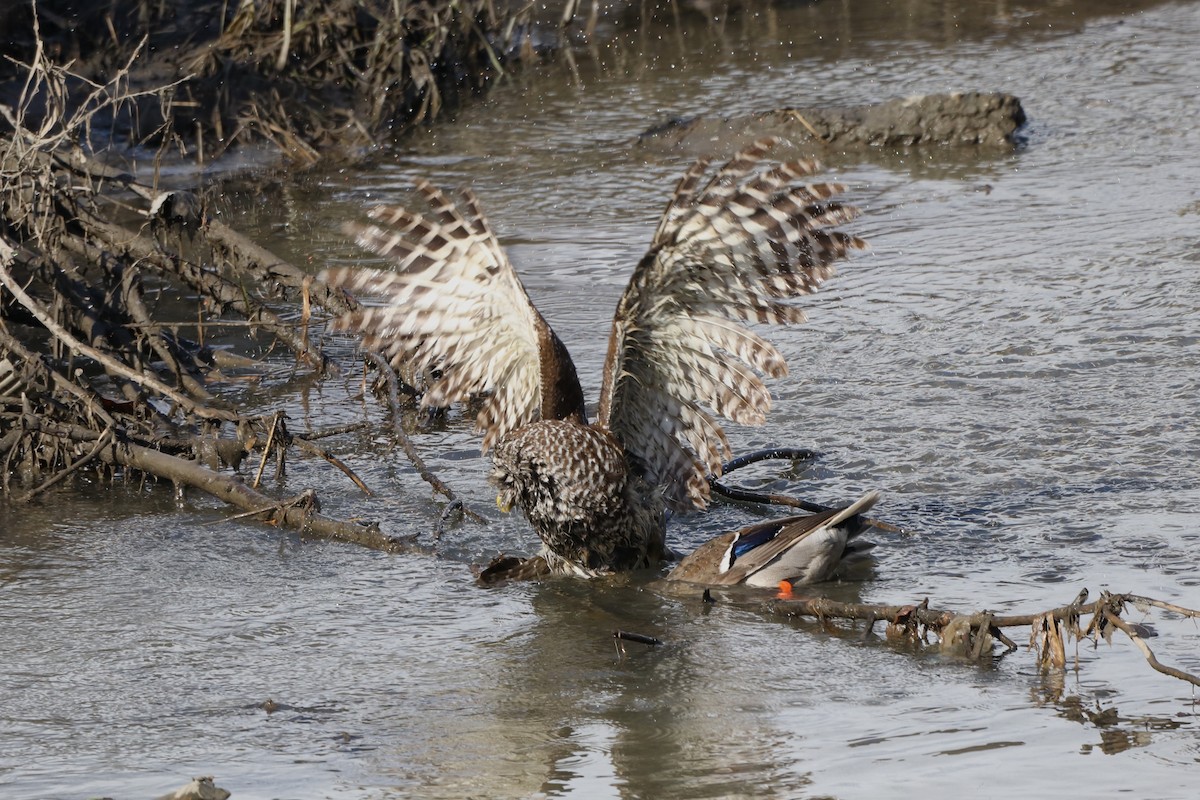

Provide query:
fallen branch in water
left=712, top=446, right=904, bottom=533
left=18, top=415, right=414, bottom=551
left=1092, top=594, right=1200, bottom=687
left=678, top=584, right=1200, bottom=689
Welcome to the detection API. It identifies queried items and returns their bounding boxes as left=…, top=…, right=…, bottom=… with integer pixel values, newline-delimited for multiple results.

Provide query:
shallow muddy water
left=4, top=1, right=1200, bottom=797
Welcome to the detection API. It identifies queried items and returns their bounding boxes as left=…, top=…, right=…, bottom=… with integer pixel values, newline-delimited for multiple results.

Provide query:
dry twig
left=362, top=351, right=485, bottom=525
left=684, top=584, right=1200, bottom=689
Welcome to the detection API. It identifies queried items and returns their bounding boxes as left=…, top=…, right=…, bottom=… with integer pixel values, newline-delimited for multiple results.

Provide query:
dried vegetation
left=1, top=0, right=533, bottom=162
left=0, top=2, right=495, bottom=547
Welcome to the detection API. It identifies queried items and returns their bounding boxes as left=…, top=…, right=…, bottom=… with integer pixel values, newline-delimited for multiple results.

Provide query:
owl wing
left=321, top=181, right=584, bottom=453
left=596, top=138, right=867, bottom=510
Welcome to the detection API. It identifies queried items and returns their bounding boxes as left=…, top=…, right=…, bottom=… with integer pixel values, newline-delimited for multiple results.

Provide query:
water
left=4, top=1, right=1200, bottom=797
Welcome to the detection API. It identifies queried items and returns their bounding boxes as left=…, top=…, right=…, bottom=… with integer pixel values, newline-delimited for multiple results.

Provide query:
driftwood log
left=638, top=91, right=1027, bottom=153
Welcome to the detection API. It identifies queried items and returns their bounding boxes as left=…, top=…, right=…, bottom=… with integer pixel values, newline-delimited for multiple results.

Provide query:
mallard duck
left=666, top=492, right=880, bottom=588
left=320, top=138, right=866, bottom=576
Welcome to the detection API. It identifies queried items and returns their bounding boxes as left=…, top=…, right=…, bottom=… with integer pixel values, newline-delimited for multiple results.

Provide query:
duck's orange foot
left=776, top=579, right=794, bottom=599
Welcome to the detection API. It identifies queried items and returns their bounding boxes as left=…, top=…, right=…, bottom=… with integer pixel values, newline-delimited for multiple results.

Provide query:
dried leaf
left=1031, top=613, right=1067, bottom=669
left=1046, top=617, right=1067, bottom=668
left=939, top=615, right=973, bottom=656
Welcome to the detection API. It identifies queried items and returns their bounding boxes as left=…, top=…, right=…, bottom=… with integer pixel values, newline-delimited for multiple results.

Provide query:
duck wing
left=715, top=490, right=881, bottom=586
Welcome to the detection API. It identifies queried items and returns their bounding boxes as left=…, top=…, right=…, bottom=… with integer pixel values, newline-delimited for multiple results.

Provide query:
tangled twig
left=361, top=351, right=485, bottom=525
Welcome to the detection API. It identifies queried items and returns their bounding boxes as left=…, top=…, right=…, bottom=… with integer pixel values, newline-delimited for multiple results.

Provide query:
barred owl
left=320, top=138, right=867, bottom=577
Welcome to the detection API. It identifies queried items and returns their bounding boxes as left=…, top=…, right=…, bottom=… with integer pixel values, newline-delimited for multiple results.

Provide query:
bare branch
left=0, top=240, right=235, bottom=421
left=362, top=350, right=485, bottom=524
left=681, top=584, right=1200, bottom=688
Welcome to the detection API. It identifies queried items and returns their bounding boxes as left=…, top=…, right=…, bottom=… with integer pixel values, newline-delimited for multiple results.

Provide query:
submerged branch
left=362, top=351, right=486, bottom=525
left=614, top=630, right=663, bottom=647
left=292, top=435, right=374, bottom=496
left=23, top=416, right=413, bottom=552
left=721, top=447, right=819, bottom=473
left=15, top=423, right=114, bottom=503
left=681, top=584, right=1200, bottom=689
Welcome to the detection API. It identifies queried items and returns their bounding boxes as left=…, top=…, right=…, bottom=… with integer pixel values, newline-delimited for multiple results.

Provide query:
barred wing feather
left=597, top=138, right=867, bottom=509
left=321, top=181, right=546, bottom=453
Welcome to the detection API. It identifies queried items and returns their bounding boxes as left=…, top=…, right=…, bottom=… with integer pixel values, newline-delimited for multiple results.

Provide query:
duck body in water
left=666, top=492, right=880, bottom=589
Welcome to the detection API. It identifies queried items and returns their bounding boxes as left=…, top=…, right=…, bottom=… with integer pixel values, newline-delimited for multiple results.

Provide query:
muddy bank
left=0, top=0, right=536, bottom=163
left=2, top=3, right=1030, bottom=164
left=639, top=92, right=1027, bottom=153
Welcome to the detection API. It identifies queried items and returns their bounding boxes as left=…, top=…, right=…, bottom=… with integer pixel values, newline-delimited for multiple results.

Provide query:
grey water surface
left=3, top=1, right=1200, bottom=798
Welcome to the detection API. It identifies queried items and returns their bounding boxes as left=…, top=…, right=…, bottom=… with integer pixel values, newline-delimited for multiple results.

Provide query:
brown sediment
left=638, top=92, right=1028, bottom=153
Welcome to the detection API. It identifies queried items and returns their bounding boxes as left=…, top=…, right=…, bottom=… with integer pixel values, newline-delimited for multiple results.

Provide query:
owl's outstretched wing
left=596, top=138, right=867, bottom=510
left=321, top=181, right=584, bottom=452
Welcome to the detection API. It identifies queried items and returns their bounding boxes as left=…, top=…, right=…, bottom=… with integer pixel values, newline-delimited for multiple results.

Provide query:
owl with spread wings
left=320, top=138, right=867, bottom=578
